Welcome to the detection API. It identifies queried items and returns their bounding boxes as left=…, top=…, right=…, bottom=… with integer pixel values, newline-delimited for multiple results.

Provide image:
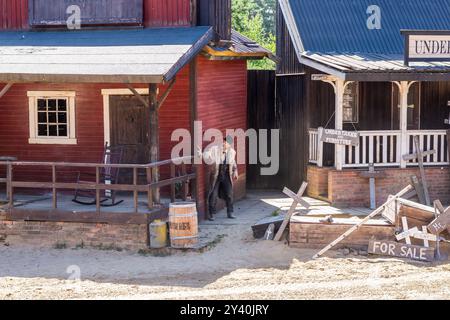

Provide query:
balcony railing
left=309, top=129, right=449, bottom=169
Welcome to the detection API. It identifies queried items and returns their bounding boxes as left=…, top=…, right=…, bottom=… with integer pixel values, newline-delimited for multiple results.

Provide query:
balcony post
left=394, top=81, right=417, bottom=168
left=334, top=80, right=345, bottom=171
left=317, top=128, right=324, bottom=167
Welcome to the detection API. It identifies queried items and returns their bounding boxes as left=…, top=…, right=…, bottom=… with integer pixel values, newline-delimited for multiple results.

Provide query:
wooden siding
left=247, top=70, right=308, bottom=191
left=29, top=0, right=143, bottom=27
left=196, top=56, right=247, bottom=213
left=0, top=67, right=190, bottom=184
left=276, top=2, right=303, bottom=75
left=0, top=0, right=28, bottom=30
left=247, top=70, right=277, bottom=189
left=144, top=0, right=191, bottom=27
left=276, top=74, right=308, bottom=190
left=197, top=0, right=231, bottom=40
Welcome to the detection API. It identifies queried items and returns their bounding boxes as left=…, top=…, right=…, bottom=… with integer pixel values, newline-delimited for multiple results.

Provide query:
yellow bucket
left=149, top=219, right=168, bottom=249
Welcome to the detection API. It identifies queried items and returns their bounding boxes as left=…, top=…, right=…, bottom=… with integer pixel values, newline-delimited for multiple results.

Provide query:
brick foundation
left=0, top=213, right=149, bottom=251
left=307, top=166, right=332, bottom=199
left=307, top=165, right=450, bottom=207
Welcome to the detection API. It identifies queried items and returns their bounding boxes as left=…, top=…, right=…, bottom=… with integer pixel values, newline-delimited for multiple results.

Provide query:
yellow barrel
left=149, top=219, right=168, bottom=249
left=169, top=202, right=199, bottom=248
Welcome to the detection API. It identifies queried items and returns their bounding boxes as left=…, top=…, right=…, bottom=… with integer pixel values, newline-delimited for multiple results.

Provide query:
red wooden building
left=0, top=0, right=274, bottom=249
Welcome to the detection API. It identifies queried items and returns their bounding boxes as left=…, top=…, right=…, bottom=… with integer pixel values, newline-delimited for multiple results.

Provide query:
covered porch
left=302, top=52, right=450, bottom=206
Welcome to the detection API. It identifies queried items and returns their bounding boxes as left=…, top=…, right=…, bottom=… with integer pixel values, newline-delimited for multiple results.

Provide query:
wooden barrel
left=169, top=202, right=198, bottom=248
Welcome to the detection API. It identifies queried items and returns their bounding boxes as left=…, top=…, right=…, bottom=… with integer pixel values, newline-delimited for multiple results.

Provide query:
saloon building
left=276, top=0, right=450, bottom=207
left=0, top=0, right=274, bottom=250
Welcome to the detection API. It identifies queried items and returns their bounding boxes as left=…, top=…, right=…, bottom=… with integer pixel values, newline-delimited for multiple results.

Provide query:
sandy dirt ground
left=1, top=192, right=449, bottom=300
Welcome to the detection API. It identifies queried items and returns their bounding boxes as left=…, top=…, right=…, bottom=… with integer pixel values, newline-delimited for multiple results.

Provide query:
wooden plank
left=395, top=217, right=418, bottom=244
left=414, top=136, right=431, bottom=206
left=5, top=208, right=168, bottom=225
left=402, top=150, right=436, bottom=161
left=434, top=200, right=446, bottom=214
left=274, top=182, right=308, bottom=242
left=282, top=187, right=311, bottom=209
left=410, top=175, right=426, bottom=205
left=428, top=207, right=450, bottom=235
left=368, top=240, right=435, bottom=262
left=313, top=185, right=414, bottom=259
left=52, top=165, right=57, bottom=209
left=0, top=82, right=13, bottom=99
left=381, top=195, right=397, bottom=224
left=252, top=215, right=285, bottom=239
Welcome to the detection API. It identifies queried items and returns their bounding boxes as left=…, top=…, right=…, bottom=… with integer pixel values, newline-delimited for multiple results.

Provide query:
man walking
left=199, top=136, right=238, bottom=221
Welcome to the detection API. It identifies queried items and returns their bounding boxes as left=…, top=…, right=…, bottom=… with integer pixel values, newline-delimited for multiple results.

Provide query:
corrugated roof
left=203, top=30, right=278, bottom=61
left=0, top=27, right=214, bottom=83
left=301, top=52, right=450, bottom=80
left=283, top=0, right=450, bottom=54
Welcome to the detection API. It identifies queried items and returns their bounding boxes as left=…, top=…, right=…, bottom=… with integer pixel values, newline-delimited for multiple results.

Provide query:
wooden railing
left=406, top=130, right=449, bottom=166
left=343, top=131, right=401, bottom=168
left=0, top=156, right=196, bottom=214
left=308, top=129, right=321, bottom=166
left=309, top=129, right=449, bottom=169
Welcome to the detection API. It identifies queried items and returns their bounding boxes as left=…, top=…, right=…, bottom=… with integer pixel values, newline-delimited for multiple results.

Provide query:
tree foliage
left=232, top=0, right=276, bottom=70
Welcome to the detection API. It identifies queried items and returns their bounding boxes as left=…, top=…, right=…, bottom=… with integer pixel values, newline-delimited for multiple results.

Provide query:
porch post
left=149, top=83, right=160, bottom=203
left=394, top=81, right=416, bottom=168
left=334, top=80, right=345, bottom=171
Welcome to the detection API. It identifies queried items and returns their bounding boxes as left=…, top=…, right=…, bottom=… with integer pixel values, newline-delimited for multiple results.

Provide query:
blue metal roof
left=284, top=0, right=450, bottom=54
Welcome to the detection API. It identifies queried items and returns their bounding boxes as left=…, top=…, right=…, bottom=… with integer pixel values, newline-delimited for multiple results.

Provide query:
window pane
left=37, top=99, right=46, bottom=111
left=48, top=112, right=57, bottom=123
left=48, top=99, right=57, bottom=111
left=48, top=125, right=58, bottom=136
left=38, top=112, right=47, bottom=123
left=38, top=124, right=48, bottom=136
left=58, top=112, right=67, bottom=124
left=58, top=99, right=67, bottom=111
left=58, top=125, right=68, bottom=137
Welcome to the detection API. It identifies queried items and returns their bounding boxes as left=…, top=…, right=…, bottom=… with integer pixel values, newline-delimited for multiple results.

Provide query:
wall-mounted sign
left=402, top=30, right=450, bottom=66
left=319, top=127, right=360, bottom=146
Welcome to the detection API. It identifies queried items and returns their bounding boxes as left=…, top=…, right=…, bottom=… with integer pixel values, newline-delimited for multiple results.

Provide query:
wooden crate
left=289, top=216, right=396, bottom=250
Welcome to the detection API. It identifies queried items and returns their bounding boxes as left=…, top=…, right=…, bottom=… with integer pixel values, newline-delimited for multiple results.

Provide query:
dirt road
left=1, top=193, right=449, bottom=300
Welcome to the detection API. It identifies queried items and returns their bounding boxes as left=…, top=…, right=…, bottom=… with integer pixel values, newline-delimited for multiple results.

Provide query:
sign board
left=368, top=240, right=435, bottom=262
left=428, top=208, right=450, bottom=235
left=402, top=30, right=450, bottom=66
left=311, top=74, right=338, bottom=82
left=319, top=127, right=360, bottom=146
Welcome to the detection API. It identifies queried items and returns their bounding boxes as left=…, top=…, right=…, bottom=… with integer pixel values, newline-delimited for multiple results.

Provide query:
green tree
left=232, top=0, right=276, bottom=70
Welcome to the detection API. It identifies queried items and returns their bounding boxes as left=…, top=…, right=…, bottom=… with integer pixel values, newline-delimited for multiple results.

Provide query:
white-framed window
left=27, top=91, right=77, bottom=145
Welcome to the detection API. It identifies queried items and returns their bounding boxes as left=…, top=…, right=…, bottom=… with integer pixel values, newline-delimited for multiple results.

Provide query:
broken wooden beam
left=274, top=182, right=308, bottom=242
left=312, top=185, right=414, bottom=259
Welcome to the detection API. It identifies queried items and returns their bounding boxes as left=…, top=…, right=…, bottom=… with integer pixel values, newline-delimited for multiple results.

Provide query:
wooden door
left=110, top=95, right=149, bottom=183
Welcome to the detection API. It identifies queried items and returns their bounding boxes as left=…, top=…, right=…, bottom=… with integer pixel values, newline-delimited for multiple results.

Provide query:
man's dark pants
left=209, top=176, right=234, bottom=216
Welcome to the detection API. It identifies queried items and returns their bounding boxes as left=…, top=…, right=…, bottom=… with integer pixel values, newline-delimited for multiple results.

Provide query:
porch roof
left=0, top=27, right=214, bottom=84
left=301, top=52, right=450, bottom=81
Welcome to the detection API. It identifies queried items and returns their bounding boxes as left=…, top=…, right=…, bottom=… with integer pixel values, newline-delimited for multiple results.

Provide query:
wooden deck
left=0, top=192, right=171, bottom=225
